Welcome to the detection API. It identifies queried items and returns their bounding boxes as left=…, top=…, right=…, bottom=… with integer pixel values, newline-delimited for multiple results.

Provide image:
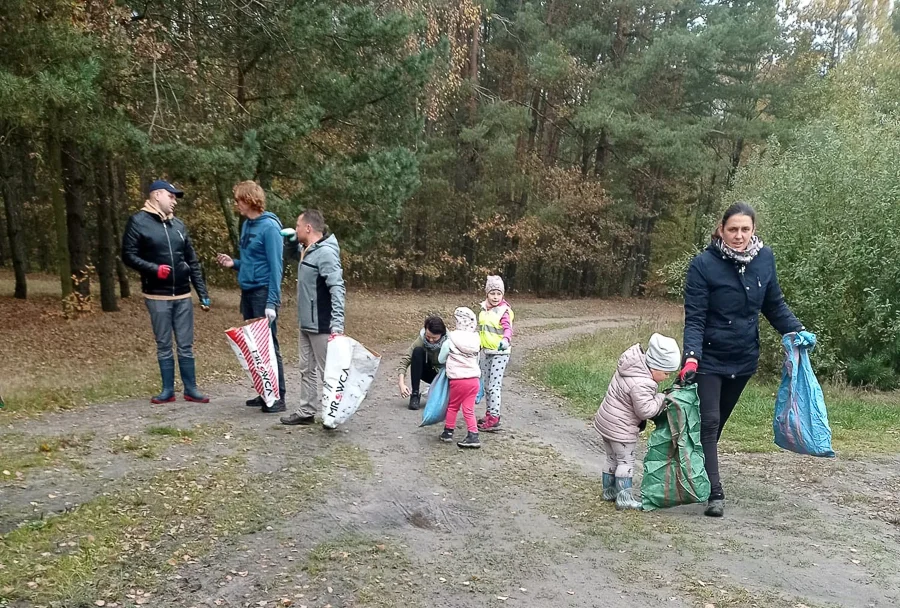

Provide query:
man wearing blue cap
left=122, top=180, right=212, bottom=404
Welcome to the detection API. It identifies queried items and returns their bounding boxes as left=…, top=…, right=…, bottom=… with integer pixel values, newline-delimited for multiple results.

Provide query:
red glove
left=157, top=265, right=172, bottom=279
left=679, top=360, right=698, bottom=384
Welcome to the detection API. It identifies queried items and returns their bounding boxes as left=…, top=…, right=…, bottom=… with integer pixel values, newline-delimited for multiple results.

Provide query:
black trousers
left=409, top=346, right=438, bottom=393
left=697, top=373, right=752, bottom=499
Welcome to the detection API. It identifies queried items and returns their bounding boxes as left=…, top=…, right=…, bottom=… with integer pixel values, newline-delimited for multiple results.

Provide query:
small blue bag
left=475, top=378, right=484, bottom=405
left=420, top=370, right=450, bottom=427
left=773, top=332, right=835, bottom=457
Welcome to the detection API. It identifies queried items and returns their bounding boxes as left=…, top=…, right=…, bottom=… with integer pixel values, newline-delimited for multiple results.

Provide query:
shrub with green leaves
left=662, top=44, right=900, bottom=387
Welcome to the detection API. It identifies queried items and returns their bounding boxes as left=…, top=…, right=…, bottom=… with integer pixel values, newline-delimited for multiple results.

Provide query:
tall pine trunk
left=62, top=139, right=91, bottom=304
left=0, top=137, right=27, bottom=298
left=112, top=162, right=131, bottom=298
left=95, top=151, right=118, bottom=311
left=46, top=129, right=73, bottom=300
left=214, top=178, right=240, bottom=256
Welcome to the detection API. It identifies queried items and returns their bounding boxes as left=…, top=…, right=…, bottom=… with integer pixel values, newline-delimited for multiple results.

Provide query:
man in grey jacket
left=279, top=209, right=346, bottom=425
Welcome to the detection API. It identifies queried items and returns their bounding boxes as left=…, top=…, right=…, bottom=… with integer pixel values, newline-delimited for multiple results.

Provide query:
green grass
left=304, top=535, right=421, bottom=608
left=145, top=425, right=195, bottom=438
left=0, top=441, right=373, bottom=606
left=0, top=433, right=93, bottom=481
left=531, top=323, right=900, bottom=455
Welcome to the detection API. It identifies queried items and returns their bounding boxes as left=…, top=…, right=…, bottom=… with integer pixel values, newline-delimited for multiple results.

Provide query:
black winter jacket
left=683, top=244, right=802, bottom=377
left=122, top=210, right=209, bottom=299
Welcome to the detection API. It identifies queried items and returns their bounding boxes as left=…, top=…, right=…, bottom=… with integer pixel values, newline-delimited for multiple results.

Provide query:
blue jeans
left=145, top=297, right=194, bottom=360
left=240, top=287, right=286, bottom=398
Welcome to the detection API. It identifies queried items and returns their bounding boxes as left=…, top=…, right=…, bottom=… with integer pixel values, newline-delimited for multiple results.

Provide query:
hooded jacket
left=232, top=211, right=284, bottom=308
left=439, top=329, right=481, bottom=380
left=593, top=344, right=667, bottom=443
left=288, top=234, right=345, bottom=334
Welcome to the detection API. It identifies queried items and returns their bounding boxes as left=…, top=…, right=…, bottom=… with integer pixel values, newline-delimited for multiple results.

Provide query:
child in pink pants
left=438, top=307, right=482, bottom=449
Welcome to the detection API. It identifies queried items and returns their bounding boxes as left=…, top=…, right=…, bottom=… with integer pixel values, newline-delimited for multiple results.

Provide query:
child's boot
left=439, top=427, right=454, bottom=443
left=457, top=431, right=482, bottom=449
left=615, top=477, right=642, bottom=511
left=602, top=473, right=617, bottom=501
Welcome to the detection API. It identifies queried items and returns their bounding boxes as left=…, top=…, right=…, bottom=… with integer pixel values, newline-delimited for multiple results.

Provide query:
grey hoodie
left=294, top=233, right=345, bottom=334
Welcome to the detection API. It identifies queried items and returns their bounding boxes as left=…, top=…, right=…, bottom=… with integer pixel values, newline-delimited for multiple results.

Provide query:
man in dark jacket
left=216, top=181, right=286, bottom=413
left=278, top=209, right=345, bottom=425
left=122, top=180, right=211, bottom=404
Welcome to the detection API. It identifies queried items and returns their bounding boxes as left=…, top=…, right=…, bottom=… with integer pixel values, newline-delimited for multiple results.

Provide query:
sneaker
left=280, top=412, right=316, bottom=425
left=408, top=392, right=421, bottom=411
left=261, top=399, right=286, bottom=413
left=439, top=428, right=454, bottom=443
left=457, top=431, right=482, bottom=449
left=704, top=497, right=725, bottom=518
left=245, top=396, right=264, bottom=407
left=478, top=414, right=502, bottom=433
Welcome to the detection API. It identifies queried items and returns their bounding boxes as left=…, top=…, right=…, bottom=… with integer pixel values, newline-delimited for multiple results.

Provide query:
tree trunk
left=20, top=137, right=36, bottom=273
left=46, top=129, right=73, bottom=300
left=111, top=162, right=131, bottom=298
left=594, top=129, right=609, bottom=176
left=727, top=136, right=744, bottom=187
left=95, top=152, right=118, bottom=312
left=0, top=208, right=7, bottom=267
left=214, top=178, right=241, bottom=255
left=580, top=131, right=594, bottom=177
left=62, top=139, right=91, bottom=303
left=0, top=139, right=27, bottom=298
left=410, top=213, right=426, bottom=289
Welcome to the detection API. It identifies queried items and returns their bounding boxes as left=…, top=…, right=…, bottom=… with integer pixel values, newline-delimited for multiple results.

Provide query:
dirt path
left=3, top=314, right=900, bottom=608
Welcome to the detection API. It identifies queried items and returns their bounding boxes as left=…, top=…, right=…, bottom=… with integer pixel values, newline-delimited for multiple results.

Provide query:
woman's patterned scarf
left=716, top=235, right=763, bottom=273
left=420, top=328, right=446, bottom=352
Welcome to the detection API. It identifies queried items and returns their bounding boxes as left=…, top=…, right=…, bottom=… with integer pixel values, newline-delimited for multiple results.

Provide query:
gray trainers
left=704, top=498, right=725, bottom=517
left=457, top=431, right=482, bottom=449
left=439, top=428, right=454, bottom=442
left=614, top=477, right=642, bottom=511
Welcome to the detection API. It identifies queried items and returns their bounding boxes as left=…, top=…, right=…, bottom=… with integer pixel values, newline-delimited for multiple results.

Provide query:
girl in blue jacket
left=680, top=202, right=812, bottom=518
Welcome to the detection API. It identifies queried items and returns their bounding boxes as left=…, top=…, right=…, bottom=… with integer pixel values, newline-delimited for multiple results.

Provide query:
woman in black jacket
left=680, top=202, right=810, bottom=518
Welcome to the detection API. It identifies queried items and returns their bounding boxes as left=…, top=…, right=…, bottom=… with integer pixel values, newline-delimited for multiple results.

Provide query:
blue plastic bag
left=475, top=378, right=484, bottom=405
left=420, top=370, right=450, bottom=427
left=773, top=332, right=835, bottom=457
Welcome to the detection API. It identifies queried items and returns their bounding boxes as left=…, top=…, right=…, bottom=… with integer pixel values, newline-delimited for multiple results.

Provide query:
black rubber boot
left=179, top=357, right=209, bottom=403
left=151, top=358, right=176, bottom=404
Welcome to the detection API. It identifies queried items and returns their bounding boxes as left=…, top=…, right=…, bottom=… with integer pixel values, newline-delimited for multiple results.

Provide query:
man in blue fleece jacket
left=216, top=181, right=286, bottom=413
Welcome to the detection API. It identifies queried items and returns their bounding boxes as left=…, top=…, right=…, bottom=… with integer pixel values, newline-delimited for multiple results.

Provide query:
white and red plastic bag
left=225, top=318, right=281, bottom=407
left=321, top=335, right=381, bottom=429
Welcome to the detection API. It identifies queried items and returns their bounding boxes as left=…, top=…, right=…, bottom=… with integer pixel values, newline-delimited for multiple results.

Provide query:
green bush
left=662, top=44, right=900, bottom=387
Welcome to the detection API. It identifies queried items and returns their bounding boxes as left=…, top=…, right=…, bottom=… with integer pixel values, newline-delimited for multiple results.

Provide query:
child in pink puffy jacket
left=593, top=333, right=680, bottom=510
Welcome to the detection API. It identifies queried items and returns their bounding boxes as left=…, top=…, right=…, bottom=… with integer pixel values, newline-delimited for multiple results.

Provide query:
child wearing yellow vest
left=477, top=275, right=514, bottom=432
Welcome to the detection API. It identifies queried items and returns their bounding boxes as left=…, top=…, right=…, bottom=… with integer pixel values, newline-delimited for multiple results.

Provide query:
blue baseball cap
left=148, top=179, right=184, bottom=198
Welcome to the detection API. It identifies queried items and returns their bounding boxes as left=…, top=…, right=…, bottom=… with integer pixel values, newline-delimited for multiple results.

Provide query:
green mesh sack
left=641, top=383, right=710, bottom=511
